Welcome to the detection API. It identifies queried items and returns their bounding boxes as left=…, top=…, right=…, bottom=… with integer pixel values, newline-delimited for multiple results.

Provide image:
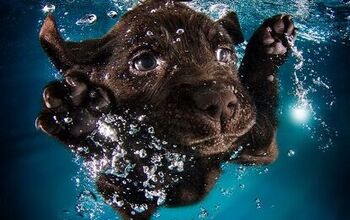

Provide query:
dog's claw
left=42, top=82, right=65, bottom=109
left=35, top=113, right=63, bottom=135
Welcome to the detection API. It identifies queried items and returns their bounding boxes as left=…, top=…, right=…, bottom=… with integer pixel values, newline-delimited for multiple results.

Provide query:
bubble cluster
left=289, top=36, right=337, bottom=150
left=69, top=110, right=193, bottom=216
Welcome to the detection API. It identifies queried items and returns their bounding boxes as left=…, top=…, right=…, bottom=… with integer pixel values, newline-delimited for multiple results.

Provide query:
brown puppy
left=36, top=0, right=296, bottom=219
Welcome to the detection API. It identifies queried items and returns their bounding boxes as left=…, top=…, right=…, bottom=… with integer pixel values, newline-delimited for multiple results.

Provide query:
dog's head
left=40, top=0, right=256, bottom=157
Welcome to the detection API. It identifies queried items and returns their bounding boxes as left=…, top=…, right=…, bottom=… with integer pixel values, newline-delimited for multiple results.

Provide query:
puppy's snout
left=193, top=89, right=237, bottom=121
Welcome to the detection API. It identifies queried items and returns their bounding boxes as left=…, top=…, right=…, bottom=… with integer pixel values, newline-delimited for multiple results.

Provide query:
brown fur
left=36, top=0, right=296, bottom=219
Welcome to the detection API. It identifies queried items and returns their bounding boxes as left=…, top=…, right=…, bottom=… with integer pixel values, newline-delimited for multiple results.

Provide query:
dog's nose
left=193, top=89, right=237, bottom=121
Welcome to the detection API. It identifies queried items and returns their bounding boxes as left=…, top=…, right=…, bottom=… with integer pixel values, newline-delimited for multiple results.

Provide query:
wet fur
left=36, top=0, right=296, bottom=219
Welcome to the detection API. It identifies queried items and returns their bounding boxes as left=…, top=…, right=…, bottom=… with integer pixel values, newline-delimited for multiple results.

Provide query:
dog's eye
left=133, top=53, right=157, bottom=71
left=216, top=48, right=232, bottom=63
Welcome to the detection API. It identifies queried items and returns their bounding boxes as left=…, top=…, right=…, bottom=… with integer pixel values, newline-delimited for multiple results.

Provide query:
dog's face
left=40, top=0, right=256, bottom=157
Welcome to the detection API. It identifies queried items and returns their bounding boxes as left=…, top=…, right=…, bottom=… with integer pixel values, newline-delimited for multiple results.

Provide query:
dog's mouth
left=185, top=134, right=238, bottom=156
left=181, top=117, right=255, bottom=156
left=187, top=133, right=237, bottom=146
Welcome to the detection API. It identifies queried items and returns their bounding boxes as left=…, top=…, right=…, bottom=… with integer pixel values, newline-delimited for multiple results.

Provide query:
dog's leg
left=234, top=15, right=296, bottom=165
left=35, top=73, right=113, bottom=157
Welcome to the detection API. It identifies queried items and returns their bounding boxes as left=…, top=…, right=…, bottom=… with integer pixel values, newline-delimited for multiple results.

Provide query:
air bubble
left=148, top=126, right=155, bottom=134
left=198, top=207, right=209, bottom=219
left=144, top=189, right=166, bottom=205
left=255, top=198, right=262, bottom=209
left=134, top=149, right=147, bottom=158
left=157, top=194, right=166, bottom=205
left=220, top=187, right=233, bottom=196
left=64, top=117, right=73, bottom=124
left=146, top=31, right=154, bottom=36
left=176, top=28, right=185, bottom=35
left=42, top=4, right=55, bottom=14
left=229, top=145, right=243, bottom=160
left=76, top=14, right=97, bottom=26
left=131, top=203, right=148, bottom=213
left=75, top=178, right=80, bottom=187
left=153, top=212, right=161, bottom=218
left=138, top=115, right=146, bottom=121
left=116, top=200, right=124, bottom=207
left=166, top=153, right=185, bottom=172
left=128, top=124, right=139, bottom=135
left=107, top=10, right=118, bottom=19
left=168, top=160, right=184, bottom=172
left=288, top=149, right=295, bottom=157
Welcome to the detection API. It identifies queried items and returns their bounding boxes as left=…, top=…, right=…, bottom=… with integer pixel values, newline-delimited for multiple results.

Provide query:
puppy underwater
left=37, top=0, right=301, bottom=219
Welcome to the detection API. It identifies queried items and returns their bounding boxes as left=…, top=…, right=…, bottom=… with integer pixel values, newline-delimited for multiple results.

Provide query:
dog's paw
left=259, top=14, right=296, bottom=55
left=36, top=75, right=112, bottom=145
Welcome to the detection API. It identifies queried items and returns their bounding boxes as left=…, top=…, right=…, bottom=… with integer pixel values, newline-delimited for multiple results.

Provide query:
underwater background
left=0, top=0, right=349, bottom=219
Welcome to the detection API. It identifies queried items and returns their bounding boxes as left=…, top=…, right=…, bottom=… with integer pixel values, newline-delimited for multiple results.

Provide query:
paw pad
left=261, top=15, right=296, bottom=55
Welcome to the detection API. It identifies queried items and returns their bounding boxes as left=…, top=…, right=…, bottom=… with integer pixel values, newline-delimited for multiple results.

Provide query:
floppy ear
left=39, top=15, right=110, bottom=75
left=217, top=11, right=244, bottom=45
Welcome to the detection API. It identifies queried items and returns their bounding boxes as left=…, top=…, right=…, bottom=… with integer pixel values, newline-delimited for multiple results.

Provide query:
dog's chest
left=164, top=162, right=221, bottom=207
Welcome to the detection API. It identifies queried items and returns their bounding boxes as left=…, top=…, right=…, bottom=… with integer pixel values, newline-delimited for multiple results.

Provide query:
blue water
left=0, top=0, right=349, bottom=219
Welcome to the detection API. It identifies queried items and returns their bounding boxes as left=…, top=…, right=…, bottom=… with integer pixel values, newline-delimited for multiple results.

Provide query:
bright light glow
left=291, top=105, right=310, bottom=123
